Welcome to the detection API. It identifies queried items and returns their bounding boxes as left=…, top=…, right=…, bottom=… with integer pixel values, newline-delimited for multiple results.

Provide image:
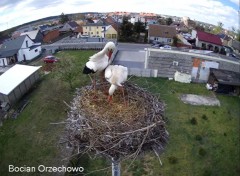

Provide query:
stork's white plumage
left=83, top=42, right=116, bottom=91
left=105, top=65, right=128, bottom=104
left=83, top=41, right=116, bottom=74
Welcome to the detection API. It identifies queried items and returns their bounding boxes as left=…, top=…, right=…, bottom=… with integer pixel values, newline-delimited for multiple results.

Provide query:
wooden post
left=112, top=158, right=120, bottom=176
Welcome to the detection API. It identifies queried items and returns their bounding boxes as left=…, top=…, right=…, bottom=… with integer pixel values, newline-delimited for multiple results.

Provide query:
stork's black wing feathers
left=83, top=65, right=96, bottom=74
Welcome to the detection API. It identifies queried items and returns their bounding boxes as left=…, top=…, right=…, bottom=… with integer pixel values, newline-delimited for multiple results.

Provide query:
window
left=35, top=49, right=38, bottom=52
left=26, top=41, right=28, bottom=47
left=85, top=27, right=87, bottom=29
left=202, top=43, right=206, bottom=49
left=97, top=31, right=99, bottom=34
left=167, top=39, right=172, bottom=43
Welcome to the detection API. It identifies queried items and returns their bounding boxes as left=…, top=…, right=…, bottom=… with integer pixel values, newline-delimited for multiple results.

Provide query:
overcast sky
left=0, top=0, right=239, bottom=32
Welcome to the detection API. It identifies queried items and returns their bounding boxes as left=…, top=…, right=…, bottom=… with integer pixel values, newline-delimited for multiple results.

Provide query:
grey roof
left=21, top=30, right=39, bottom=40
left=0, top=35, right=28, bottom=53
left=0, top=35, right=33, bottom=58
left=0, top=49, right=19, bottom=57
left=68, top=21, right=79, bottom=28
left=210, top=68, right=240, bottom=86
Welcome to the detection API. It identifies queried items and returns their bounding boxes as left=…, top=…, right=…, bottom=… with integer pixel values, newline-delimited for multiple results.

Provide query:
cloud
left=229, top=0, right=239, bottom=6
left=0, top=0, right=238, bottom=32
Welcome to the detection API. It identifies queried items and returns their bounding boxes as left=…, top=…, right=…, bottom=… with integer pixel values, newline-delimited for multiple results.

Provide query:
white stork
left=83, top=41, right=116, bottom=91
left=105, top=65, right=128, bottom=105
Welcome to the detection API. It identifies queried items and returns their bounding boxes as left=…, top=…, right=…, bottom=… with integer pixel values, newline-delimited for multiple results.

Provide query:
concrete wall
left=149, top=36, right=172, bottom=44
left=0, top=58, right=7, bottom=66
left=147, top=49, right=240, bottom=81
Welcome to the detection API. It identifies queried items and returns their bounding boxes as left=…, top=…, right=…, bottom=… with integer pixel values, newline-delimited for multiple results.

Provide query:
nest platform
left=66, top=82, right=169, bottom=161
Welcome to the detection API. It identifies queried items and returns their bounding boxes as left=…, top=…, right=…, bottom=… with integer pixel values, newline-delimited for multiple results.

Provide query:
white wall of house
left=21, top=36, right=34, bottom=48
left=18, top=46, right=41, bottom=61
left=0, top=58, right=7, bottom=66
left=196, top=38, right=221, bottom=51
left=149, top=36, right=173, bottom=44
left=16, top=36, right=41, bottom=62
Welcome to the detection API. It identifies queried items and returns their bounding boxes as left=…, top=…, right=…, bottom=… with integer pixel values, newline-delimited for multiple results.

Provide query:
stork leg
left=108, top=95, right=113, bottom=103
left=120, top=86, right=128, bottom=106
left=100, top=70, right=108, bottom=95
left=88, top=74, right=97, bottom=99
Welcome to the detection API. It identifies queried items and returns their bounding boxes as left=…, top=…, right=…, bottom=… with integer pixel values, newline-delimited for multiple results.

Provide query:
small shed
left=0, top=64, right=41, bottom=105
left=208, top=68, right=240, bottom=95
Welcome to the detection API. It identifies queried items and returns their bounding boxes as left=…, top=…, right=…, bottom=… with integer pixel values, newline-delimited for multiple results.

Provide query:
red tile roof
left=149, top=24, right=176, bottom=38
left=197, top=31, right=222, bottom=46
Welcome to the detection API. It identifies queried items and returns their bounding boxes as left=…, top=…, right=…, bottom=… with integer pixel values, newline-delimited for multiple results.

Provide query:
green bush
left=202, top=114, right=208, bottom=120
left=199, top=147, right=207, bottom=156
left=190, top=117, right=197, bottom=125
left=168, top=156, right=178, bottom=164
left=195, top=135, right=203, bottom=141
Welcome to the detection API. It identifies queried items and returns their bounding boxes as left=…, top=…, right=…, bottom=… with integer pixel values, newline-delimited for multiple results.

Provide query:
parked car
left=160, top=45, right=172, bottom=50
left=152, top=43, right=164, bottom=48
left=43, top=56, right=58, bottom=63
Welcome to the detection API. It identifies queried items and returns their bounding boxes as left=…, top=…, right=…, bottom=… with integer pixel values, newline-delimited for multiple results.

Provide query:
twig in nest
left=65, top=82, right=169, bottom=164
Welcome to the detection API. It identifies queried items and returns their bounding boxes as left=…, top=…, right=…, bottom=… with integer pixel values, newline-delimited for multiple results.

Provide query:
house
left=0, top=64, right=41, bottom=105
left=74, top=26, right=83, bottom=36
left=38, top=24, right=52, bottom=33
left=228, top=39, right=240, bottom=54
left=217, top=33, right=231, bottom=46
left=193, top=30, right=222, bottom=52
left=59, top=21, right=79, bottom=33
left=83, top=23, right=105, bottom=37
left=14, top=25, right=35, bottom=34
left=43, top=29, right=60, bottom=43
left=208, top=68, right=240, bottom=95
left=104, top=25, right=118, bottom=39
left=148, top=24, right=177, bottom=44
left=0, top=35, right=41, bottom=66
left=20, top=30, right=43, bottom=43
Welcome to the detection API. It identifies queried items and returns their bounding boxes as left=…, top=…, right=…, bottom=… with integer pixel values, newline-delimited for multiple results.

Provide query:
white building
left=0, top=35, right=41, bottom=66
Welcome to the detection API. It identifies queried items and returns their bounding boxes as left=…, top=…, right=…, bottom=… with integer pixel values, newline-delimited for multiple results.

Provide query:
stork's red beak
left=108, top=51, right=113, bottom=61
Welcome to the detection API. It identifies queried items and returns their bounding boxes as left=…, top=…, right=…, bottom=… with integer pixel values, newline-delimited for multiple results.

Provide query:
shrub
left=195, top=135, right=203, bottom=141
left=190, top=117, right=197, bottom=125
left=203, top=169, right=212, bottom=176
left=168, top=156, right=178, bottom=164
left=202, top=114, right=208, bottom=120
left=199, top=147, right=207, bottom=156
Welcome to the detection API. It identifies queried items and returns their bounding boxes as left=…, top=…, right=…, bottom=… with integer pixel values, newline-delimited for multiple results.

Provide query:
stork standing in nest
left=83, top=42, right=116, bottom=92
left=105, top=65, right=128, bottom=105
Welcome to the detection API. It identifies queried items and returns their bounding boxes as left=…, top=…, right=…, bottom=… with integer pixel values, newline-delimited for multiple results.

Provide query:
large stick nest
left=66, top=82, right=169, bottom=161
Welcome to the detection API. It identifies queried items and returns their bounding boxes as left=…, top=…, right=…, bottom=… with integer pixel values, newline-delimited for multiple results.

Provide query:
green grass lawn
left=0, top=50, right=239, bottom=176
